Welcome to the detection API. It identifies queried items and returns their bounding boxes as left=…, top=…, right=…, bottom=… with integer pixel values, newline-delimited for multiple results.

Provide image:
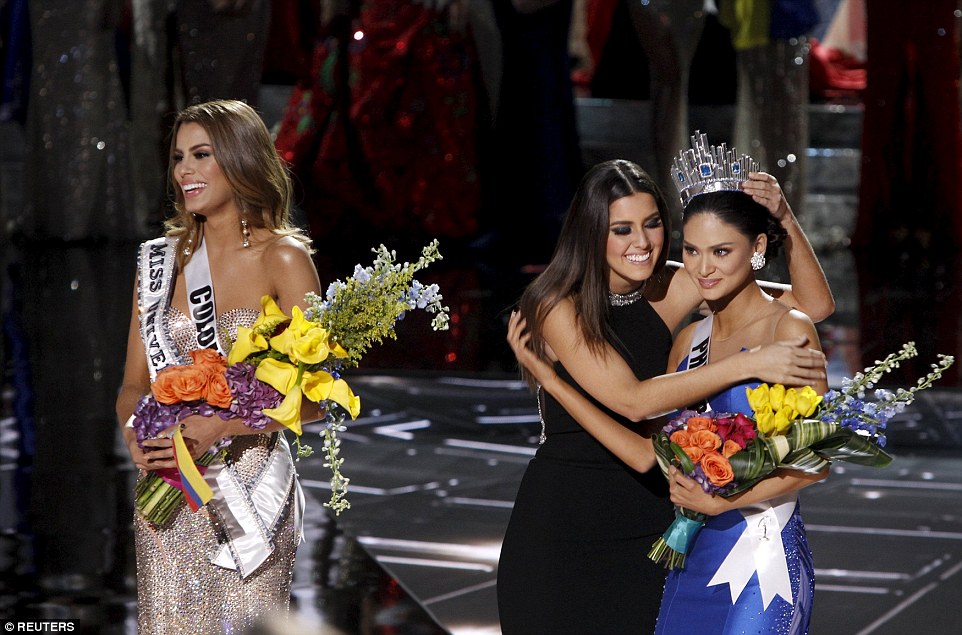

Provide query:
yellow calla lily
left=253, top=295, right=291, bottom=334
left=768, top=383, right=786, bottom=411
left=301, top=369, right=335, bottom=403
left=228, top=326, right=268, bottom=365
left=255, top=358, right=300, bottom=394
left=746, top=384, right=770, bottom=414
left=329, top=379, right=361, bottom=419
left=330, top=340, right=349, bottom=359
left=288, top=305, right=315, bottom=338
left=262, top=388, right=303, bottom=435
left=290, top=328, right=334, bottom=365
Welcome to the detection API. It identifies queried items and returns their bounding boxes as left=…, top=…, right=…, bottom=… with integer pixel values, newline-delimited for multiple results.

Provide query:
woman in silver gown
left=115, top=100, right=321, bottom=633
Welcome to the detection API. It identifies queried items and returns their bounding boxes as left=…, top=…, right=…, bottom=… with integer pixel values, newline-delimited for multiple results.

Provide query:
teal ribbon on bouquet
left=664, top=509, right=706, bottom=553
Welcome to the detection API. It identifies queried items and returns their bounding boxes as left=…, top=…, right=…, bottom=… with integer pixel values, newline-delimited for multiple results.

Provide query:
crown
left=672, top=131, right=758, bottom=207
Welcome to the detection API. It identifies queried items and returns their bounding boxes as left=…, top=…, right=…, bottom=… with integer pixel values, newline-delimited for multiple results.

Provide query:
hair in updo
left=683, top=190, right=788, bottom=261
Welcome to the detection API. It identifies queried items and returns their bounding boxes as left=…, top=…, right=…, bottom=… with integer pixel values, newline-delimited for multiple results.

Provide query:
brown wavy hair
left=165, top=99, right=311, bottom=268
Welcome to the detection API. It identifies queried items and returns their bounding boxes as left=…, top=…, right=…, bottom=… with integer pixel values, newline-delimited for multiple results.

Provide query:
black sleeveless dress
left=498, top=299, right=676, bottom=634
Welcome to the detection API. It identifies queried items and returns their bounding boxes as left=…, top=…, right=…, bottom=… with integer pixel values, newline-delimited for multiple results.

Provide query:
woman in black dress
left=496, top=160, right=833, bottom=634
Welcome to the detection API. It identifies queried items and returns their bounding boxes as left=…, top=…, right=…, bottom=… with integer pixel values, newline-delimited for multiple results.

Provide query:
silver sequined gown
left=134, top=307, right=297, bottom=634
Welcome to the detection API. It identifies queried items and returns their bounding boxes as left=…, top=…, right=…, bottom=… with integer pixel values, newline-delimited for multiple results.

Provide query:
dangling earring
left=751, top=251, right=766, bottom=270
left=241, top=217, right=251, bottom=248
left=182, top=236, right=193, bottom=257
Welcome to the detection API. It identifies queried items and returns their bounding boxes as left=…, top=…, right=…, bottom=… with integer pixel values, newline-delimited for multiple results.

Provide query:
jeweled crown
left=672, top=131, right=758, bottom=207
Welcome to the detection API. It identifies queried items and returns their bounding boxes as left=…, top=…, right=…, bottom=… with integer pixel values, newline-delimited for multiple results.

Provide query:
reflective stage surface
left=2, top=98, right=962, bottom=633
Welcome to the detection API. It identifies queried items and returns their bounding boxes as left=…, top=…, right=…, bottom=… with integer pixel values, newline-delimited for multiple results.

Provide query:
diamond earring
left=241, top=218, right=251, bottom=248
left=183, top=236, right=193, bottom=257
left=751, top=251, right=766, bottom=270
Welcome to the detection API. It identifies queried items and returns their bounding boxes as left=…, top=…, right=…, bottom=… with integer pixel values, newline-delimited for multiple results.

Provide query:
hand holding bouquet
left=648, top=342, right=954, bottom=569
left=133, top=241, right=449, bottom=523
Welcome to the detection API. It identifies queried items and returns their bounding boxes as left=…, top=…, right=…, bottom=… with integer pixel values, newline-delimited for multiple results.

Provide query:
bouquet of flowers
left=133, top=241, right=449, bottom=523
left=647, top=342, right=954, bottom=570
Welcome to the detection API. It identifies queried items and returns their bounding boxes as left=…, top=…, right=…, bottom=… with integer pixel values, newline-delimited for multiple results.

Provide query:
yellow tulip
left=301, top=369, right=335, bottom=403
left=746, top=384, right=771, bottom=414
left=755, top=405, right=775, bottom=436
left=290, top=328, right=333, bottom=365
left=769, top=384, right=786, bottom=411
left=253, top=295, right=290, bottom=334
left=228, top=326, right=268, bottom=365
left=792, top=386, right=823, bottom=417
left=262, top=388, right=303, bottom=435
left=255, top=358, right=300, bottom=394
left=773, top=406, right=794, bottom=435
left=329, top=379, right=361, bottom=419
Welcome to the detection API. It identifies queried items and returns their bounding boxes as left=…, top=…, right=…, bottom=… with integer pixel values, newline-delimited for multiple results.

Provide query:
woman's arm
left=668, top=465, right=828, bottom=515
left=507, top=312, right=657, bottom=473
left=742, top=172, right=835, bottom=322
left=772, top=308, right=829, bottom=395
left=541, top=302, right=826, bottom=422
left=116, top=277, right=177, bottom=471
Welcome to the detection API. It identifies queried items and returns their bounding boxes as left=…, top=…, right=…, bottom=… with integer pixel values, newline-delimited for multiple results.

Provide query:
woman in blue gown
left=499, top=160, right=834, bottom=632
left=505, top=150, right=831, bottom=633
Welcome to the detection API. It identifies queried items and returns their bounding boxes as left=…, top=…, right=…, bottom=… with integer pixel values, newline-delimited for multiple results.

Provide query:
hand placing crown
left=673, top=131, right=759, bottom=207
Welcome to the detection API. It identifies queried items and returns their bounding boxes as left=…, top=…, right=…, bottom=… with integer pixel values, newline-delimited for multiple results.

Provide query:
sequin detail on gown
left=135, top=308, right=297, bottom=634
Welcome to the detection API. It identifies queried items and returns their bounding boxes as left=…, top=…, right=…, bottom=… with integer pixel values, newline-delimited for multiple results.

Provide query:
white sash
left=205, top=434, right=306, bottom=579
left=686, top=314, right=713, bottom=371
left=182, top=238, right=227, bottom=355
left=689, top=314, right=796, bottom=608
left=707, top=494, right=797, bottom=609
left=137, top=237, right=183, bottom=381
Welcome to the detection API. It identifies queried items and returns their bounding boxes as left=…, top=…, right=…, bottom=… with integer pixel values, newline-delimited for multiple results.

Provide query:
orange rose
left=155, top=365, right=208, bottom=402
left=682, top=445, right=705, bottom=465
left=190, top=348, right=228, bottom=372
left=205, top=372, right=233, bottom=409
left=686, top=416, right=717, bottom=433
left=690, top=429, right=722, bottom=452
left=722, top=439, right=741, bottom=458
left=670, top=430, right=692, bottom=448
left=701, top=452, right=735, bottom=487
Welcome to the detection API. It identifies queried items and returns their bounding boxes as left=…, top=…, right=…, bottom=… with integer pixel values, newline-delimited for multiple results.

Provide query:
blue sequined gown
left=655, top=360, right=815, bottom=635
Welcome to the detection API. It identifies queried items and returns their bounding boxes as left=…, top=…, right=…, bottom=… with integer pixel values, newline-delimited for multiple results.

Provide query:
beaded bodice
left=164, top=307, right=259, bottom=357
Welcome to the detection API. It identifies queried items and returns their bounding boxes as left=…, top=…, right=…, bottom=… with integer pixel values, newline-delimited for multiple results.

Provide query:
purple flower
left=223, top=363, right=283, bottom=429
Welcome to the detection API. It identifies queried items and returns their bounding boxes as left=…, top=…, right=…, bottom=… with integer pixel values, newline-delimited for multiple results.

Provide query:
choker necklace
left=609, top=286, right=645, bottom=306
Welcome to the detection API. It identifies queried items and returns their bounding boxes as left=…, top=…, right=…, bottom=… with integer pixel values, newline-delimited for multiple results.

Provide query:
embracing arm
left=507, top=312, right=657, bottom=473
left=743, top=172, right=835, bottom=322
left=542, top=301, right=825, bottom=422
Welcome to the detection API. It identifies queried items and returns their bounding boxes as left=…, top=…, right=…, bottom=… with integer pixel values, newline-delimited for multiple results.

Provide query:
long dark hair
left=518, top=160, right=671, bottom=378
left=683, top=190, right=787, bottom=262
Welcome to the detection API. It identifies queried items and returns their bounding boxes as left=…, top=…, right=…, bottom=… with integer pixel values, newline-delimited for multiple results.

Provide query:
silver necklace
left=608, top=286, right=645, bottom=306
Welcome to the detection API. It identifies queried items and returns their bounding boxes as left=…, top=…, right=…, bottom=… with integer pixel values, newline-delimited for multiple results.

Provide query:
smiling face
left=682, top=212, right=766, bottom=302
left=172, top=122, right=236, bottom=219
left=606, top=192, right=665, bottom=293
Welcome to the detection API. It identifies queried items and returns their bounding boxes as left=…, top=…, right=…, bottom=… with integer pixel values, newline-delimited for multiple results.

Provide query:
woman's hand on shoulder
left=742, top=334, right=826, bottom=387
left=773, top=309, right=827, bottom=393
